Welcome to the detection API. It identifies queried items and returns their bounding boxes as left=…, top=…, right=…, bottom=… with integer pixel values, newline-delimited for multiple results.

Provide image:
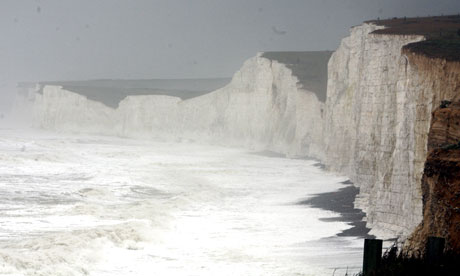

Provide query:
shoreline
left=298, top=179, right=374, bottom=239
left=252, top=151, right=373, bottom=239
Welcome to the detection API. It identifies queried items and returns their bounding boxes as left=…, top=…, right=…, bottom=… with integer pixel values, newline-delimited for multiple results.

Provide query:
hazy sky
left=1, top=0, right=460, bottom=111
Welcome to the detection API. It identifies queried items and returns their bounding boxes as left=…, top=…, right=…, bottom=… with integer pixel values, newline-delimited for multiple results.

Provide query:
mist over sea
left=0, top=128, right=362, bottom=275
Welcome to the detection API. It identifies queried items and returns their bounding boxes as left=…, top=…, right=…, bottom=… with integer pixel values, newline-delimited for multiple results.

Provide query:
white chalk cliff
left=15, top=22, right=460, bottom=240
left=324, top=24, right=426, bottom=238
left=21, top=54, right=326, bottom=160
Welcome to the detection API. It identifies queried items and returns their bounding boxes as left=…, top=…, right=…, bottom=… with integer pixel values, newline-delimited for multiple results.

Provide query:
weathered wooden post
left=363, top=239, right=383, bottom=275
left=426, top=236, right=445, bottom=265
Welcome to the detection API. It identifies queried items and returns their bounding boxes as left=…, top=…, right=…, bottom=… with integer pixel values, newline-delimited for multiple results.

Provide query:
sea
left=0, top=127, right=363, bottom=276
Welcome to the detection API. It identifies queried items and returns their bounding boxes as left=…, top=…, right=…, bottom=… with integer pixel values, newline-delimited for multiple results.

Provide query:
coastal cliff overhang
left=366, top=15, right=460, bottom=61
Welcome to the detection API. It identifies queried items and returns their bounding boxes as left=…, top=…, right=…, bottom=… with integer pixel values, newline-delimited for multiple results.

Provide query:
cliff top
left=37, top=78, right=231, bottom=108
left=261, top=51, right=333, bottom=102
left=367, top=15, right=460, bottom=61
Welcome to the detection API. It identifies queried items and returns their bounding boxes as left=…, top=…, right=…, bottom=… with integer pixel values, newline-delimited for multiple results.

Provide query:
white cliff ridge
left=15, top=22, right=460, bottom=240
left=26, top=53, right=326, bottom=160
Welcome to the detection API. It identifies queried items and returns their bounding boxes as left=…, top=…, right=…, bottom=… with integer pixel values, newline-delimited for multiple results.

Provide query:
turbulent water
left=0, top=128, right=362, bottom=276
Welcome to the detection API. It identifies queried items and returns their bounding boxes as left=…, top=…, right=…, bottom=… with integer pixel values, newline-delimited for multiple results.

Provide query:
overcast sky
left=1, top=0, right=460, bottom=111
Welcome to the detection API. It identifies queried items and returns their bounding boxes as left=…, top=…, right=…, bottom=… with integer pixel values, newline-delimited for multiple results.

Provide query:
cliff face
left=16, top=22, right=460, bottom=241
left=173, top=56, right=325, bottom=158
left=30, top=54, right=325, bottom=159
left=407, top=102, right=460, bottom=253
left=427, top=102, right=460, bottom=150
left=325, top=23, right=427, bottom=238
left=36, top=85, right=118, bottom=134
left=325, top=23, right=460, bottom=239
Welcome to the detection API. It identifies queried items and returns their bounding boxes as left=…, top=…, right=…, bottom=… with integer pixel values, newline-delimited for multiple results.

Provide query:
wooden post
left=426, top=236, right=445, bottom=265
left=363, top=239, right=383, bottom=275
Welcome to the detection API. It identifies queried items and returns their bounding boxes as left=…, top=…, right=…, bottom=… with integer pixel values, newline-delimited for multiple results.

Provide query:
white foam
left=0, top=129, right=363, bottom=275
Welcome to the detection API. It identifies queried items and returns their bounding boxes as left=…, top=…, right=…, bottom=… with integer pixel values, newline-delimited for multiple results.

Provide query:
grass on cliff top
left=403, top=38, right=460, bottom=61
left=366, top=15, right=460, bottom=61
